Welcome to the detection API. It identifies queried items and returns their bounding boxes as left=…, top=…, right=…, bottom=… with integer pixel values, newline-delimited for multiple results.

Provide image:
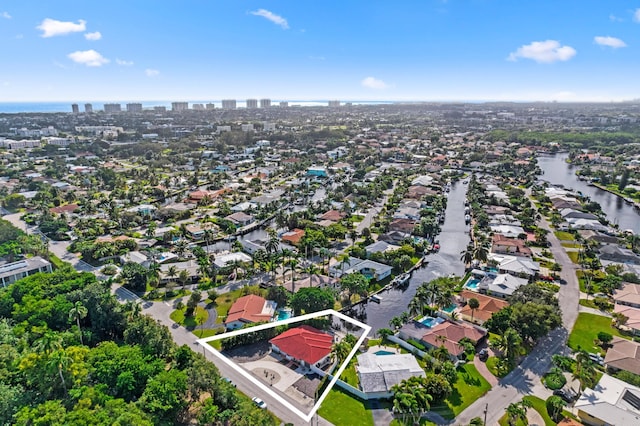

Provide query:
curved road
left=453, top=201, right=580, bottom=425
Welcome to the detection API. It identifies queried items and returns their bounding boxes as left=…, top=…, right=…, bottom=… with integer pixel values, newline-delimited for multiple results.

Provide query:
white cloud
left=67, top=49, right=109, bottom=67
left=1, top=11, right=11, bottom=19
left=84, top=31, right=102, bottom=41
left=116, top=58, right=134, bottom=66
left=609, top=14, right=623, bottom=22
left=250, top=9, right=289, bottom=29
left=508, top=40, right=576, bottom=63
left=594, top=36, right=626, bottom=48
left=634, top=8, right=640, bottom=23
left=145, top=69, right=160, bottom=77
left=37, top=18, right=86, bottom=38
left=361, top=76, right=389, bottom=89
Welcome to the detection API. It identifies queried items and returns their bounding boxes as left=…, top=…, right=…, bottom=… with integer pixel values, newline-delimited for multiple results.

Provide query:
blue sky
left=1, top=1, right=639, bottom=102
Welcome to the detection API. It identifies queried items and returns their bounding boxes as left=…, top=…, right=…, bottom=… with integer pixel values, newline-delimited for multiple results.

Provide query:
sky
left=1, top=0, right=640, bottom=103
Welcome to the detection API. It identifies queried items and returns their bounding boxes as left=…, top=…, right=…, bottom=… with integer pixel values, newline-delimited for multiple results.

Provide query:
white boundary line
left=197, top=309, right=371, bottom=423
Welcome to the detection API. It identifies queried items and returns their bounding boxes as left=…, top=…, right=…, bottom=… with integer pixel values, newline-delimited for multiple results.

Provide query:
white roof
left=357, top=353, right=425, bottom=393
left=575, top=374, right=640, bottom=425
left=213, top=252, right=252, bottom=268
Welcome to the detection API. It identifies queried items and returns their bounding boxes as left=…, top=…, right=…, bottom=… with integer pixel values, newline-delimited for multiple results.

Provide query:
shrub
left=543, top=370, right=566, bottom=390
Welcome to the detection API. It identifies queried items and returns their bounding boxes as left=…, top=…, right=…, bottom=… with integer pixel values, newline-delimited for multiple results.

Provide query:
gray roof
left=357, top=353, right=425, bottom=393
left=0, top=256, right=51, bottom=279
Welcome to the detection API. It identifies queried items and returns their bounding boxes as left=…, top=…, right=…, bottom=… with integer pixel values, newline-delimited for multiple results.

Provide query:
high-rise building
left=206, top=103, right=216, bottom=110
left=222, top=99, right=237, bottom=109
left=154, top=106, right=166, bottom=113
left=84, top=103, right=93, bottom=113
left=71, top=104, right=79, bottom=114
left=171, top=102, right=189, bottom=111
left=260, top=98, right=271, bottom=108
left=126, top=103, right=143, bottom=113
left=104, top=103, right=122, bottom=113
left=246, top=99, right=258, bottom=109
left=279, top=101, right=289, bottom=107
left=328, top=100, right=341, bottom=107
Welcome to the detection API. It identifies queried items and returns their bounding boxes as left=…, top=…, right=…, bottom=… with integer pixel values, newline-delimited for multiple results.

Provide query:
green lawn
left=561, top=242, right=582, bottom=249
left=319, top=388, right=374, bottom=426
left=497, top=396, right=555, bottom=426
left=486, top=356, right=513, bottom=378
left=567, top=251, right=580, bottom=263
left=431, top=363, right=492, bottom=419
left=170, top=306, right=208, bottom=329
left=340, top=364, right=359, bottom=387
left=568, top=312, right=625, bottom=353
left=554, top=231, right=575, bottom=241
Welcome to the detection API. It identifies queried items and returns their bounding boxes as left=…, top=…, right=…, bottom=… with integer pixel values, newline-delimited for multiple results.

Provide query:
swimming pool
left=465, top=278, right=480, bottom=290
left=419, top=316, right=445, bottom=328
left=442, top=304, right=457, bottom=313
left=374, top=350, right=395, bottom=356
left=276, top=308, right=292, bottom=321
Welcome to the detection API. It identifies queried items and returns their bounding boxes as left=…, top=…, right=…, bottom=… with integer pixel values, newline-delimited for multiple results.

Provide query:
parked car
left=553, top=388, right=578, bottom=403
left=588, top=352, right=604, bottom=366
left=252, top=397, right=267, bottom=409
left=478, top=348, right=489, bottom=361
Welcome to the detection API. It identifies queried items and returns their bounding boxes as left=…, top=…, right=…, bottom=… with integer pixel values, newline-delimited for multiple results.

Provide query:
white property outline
left=197, top=309, right=371, bottom=423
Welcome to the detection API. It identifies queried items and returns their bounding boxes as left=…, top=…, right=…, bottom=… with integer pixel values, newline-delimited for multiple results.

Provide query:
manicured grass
left=197, top=328, right=224, bottom=338
left=554, top=231, right=575, bottom=241
left=486, top=356, right=513, bottom=378
left=579, top=299, right=598, bottom=309
left=319, top=388, right=374, bottom=426
left=567, top=251, right=580, bottom=263
left=561, top=242, right=582, bottom=249
left=497, top=396, right=555, bottom=426
left=568, top=312, right=625, bottom=353
left=340, top=364, right=359, bottom=387
left=148, top=289, right=191, bottom=301
left=170, top=306, right=208, bottom=329
left=431, top=363, right=492, bottom=419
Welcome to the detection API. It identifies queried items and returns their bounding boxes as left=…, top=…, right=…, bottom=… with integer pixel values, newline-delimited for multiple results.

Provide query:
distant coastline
left=0, top=100, right=394, bottom=114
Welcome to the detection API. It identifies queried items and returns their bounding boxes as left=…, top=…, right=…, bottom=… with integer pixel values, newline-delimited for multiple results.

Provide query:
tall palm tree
left=68, top=301, right=88, bottom=345
left=48, top=349, right=71, bottom=392
left=319, top=247, right=331, bottom=274
left=468, top=298, right=480, bottom=321
left=460, top=244, right=474, bottom=268
left=505, top=400, right=530, bottom=426
left=265, top=229, right=280, bottom=256
left=287, top=257, right=300, bottom=293
left=473, top=241, right=490, bottom=264
left=167, top=265, right=178, bottom=282
left=573, top=351, right=597, bottom=391
left=497, top=327, right=522, bottom=366
left=337, top=253, right=351, bottom=276
left=34, top=331, right=62, bottom=355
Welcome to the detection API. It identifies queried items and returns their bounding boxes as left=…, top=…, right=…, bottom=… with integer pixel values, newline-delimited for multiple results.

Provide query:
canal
left=537, top=153, right=640, bottom=234
left=359, top=180, right=470, bottom=333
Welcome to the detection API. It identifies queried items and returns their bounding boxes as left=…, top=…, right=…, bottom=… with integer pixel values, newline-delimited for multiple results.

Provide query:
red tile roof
left=422, top=320, right=486, bottom=356
left=269, top=325, right=333, bottom=364
left=458, top=290, right=509, bottom=323
left=281, top=228, right=305, bottom=245
left=225, top=295, right=273, bottom=325
left=49, top=204, right=79, bottom=214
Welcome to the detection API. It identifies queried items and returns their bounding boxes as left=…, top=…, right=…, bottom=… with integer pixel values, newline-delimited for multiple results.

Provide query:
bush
left=546, top=395, right=565, bottom=422
left=543, top=371, right=566, bottom=390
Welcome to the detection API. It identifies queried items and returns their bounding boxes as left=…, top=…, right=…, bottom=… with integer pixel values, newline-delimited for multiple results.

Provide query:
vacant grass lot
left=568, top=312, right=625, bottom=353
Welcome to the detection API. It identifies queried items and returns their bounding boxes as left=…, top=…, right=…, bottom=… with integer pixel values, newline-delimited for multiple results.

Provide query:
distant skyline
left=1, top=1, right=639, bottom=103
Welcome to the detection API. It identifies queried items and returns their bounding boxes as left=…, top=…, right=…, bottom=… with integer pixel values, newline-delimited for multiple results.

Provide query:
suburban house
left=388, top=218, right=416, bottom=234
left=49, top=203, right=79, bottom=215
left=614, top=304, right=640, bottom=336
left=0, top=256, right=52, bottom=288
left=575, top=374, right=640, bottom=426
left=613, top=282, right=640, bottom=308
left=159, top=260, right=200, bottom=283
left=489, top=254, right=540, bottom=278
left=457, top=290, right=509, bottom=324
left=329, top=257, right=392, bottom=281
left=477, top=273, right=529, bottom=298
left=356, top=353, right=425, bottom=397
left=225, top=212, right=255, bottom=227
left=269, top=325, right=334, bottom=369
left=281, top=228, right=305, bottom=246
left=283, top=274, right=338, bottom=293
left=604, top=337, right=640, bottom=376
left=365, top=240, right=400, bottom=256
left=577, top=230, right=619, bottom=245
left=224, top=294, right=277, bottom=330
left=319, top=210, right=345, bottom=222
left=599, top=245, right=640, bottom=266
left=213, top=252, right=252, bottom=269
left=491, top=234, right=532, bottom=257
left=420, top=320, right=487, bottom=359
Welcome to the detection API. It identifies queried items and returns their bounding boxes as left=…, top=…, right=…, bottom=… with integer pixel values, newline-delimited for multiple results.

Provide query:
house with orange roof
left=269, top=325, right=334, bottom=368
left=281, top=228, right=305, bottom=245
left=49, top=204, right=79, bottom=215
left=224, top=294, right=277, bottom=330
left=420, top=320, right=487, bottom=359
left=319, top=210, right=345, bottom=222
left=458, top=290, right=509, bottom=324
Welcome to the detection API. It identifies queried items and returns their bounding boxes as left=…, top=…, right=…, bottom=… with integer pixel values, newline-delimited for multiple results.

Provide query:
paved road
left=454, top=197, right=580, bottom=425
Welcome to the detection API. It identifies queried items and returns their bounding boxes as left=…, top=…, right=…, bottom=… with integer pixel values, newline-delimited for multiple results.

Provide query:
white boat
left=370, top=294, right=382, bottom=303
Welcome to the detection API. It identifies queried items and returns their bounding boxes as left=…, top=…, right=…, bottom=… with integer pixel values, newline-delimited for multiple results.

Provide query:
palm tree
left=174, top=238, right=188, bottom=258
left=178, top=269, right=190, bottom=288
left=505, top=400, right=530, bottom=426
left=34, top=331, right=62, bottom=355
left=287, top=257, right=300, bottom=292
left=391, top=376, right=433, bottom=425
left=203, top=228, right=215, bottom=254
left=265, top=229, right=280, bottom=256
left=167, top=265, right=178, bottom=282
left=319, top=247, right=331, bottom=274
left=496, top=327, right=522, bottom=366
left=122, top=300, right=141, bottom=321
left=573, top=351, right=597, bottom=391
left=408, top=298, right=424, bottom=318
left=468, top=298, right=480, bottom=321
left=332, top=340, right=352, bottom=365
left=68, top=301, right=88, bottom=345
left=337, top=253, right=351, bottom=276
left=473, top=241, right=490, bottom=264
left=48, top=349, right=72, bottom=392
left=460, top=244, right=474, bottom=268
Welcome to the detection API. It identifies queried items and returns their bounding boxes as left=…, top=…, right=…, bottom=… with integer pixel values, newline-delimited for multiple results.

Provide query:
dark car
left=553, top=388, right=577, bottom=403
left=478, top=348, right=489, bottom=361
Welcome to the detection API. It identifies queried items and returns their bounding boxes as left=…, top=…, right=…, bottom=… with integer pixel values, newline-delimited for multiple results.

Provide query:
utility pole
left=483, top=402, right=488, bottom=426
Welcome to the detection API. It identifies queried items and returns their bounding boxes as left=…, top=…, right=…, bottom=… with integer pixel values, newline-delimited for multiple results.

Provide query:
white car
left=252, top=397, right=267, bottom=409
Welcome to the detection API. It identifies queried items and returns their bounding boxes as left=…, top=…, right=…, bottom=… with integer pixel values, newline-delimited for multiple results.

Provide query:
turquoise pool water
left=443, top=304, right=457, bottom=313
left=465, top=278, right=480, bottom=290
left=374, top=350, right=395, bottom=356
left=420, top=316, right=445, bottom=328
left=276, top=308, right=292, bottom=321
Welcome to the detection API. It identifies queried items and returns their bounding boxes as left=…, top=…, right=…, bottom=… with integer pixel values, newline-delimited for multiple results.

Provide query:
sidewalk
left=473, top=355, right=498, bottom=387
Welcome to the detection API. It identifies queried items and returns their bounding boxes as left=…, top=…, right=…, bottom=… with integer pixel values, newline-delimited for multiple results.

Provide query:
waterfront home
left=283, top=274, right=338, bottom=293
left=491, top=234, right=532, bottom=258
left=477, top=273, right=528, bottom=298
left=577, top=229, right=620, bottom=245
left=420, top=320, right=487, bottom=359
left=212, top=252, right=252, bottom=269
left=319, top=210, right=346, bottom=222
left=126, top=204, right=157, bottom=216
left=599, top=245, right=640, bottom=266
left=458, top=290, right=509, bottom=324
left=604, top=337, right=640, bottom=376
left=575, top=374, right=640, bottom=426
left=225, top=212, right=254, bottom=227
left=281, top=228, right=305, bottom=246
left=488, top=254, right=540, bottom=279
left=224, top=294, right=277, bottom=330
left=329, top=258, right=393, bottom=281
left=269, top=325, right=334, bottom=369
left=365, top=240, right=400, bottom=256
left=356, top=352, right=425, bottom=397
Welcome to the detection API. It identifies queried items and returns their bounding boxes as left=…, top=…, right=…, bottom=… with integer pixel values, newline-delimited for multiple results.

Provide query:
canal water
left=537, top=153, right=640, bottom=234
left=358, top=180, right=470, bottom=333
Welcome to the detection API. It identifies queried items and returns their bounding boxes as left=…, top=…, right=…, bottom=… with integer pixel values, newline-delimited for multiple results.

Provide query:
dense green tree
left=290, top=287, right=334, bottom=315
left=120, top=262, right=148, bottom=292
left=139, top=370, right=188, bottom=419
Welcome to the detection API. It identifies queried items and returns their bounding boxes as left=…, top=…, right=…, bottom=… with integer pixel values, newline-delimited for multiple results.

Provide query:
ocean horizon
left=0, top=100, right=396, bottom=114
